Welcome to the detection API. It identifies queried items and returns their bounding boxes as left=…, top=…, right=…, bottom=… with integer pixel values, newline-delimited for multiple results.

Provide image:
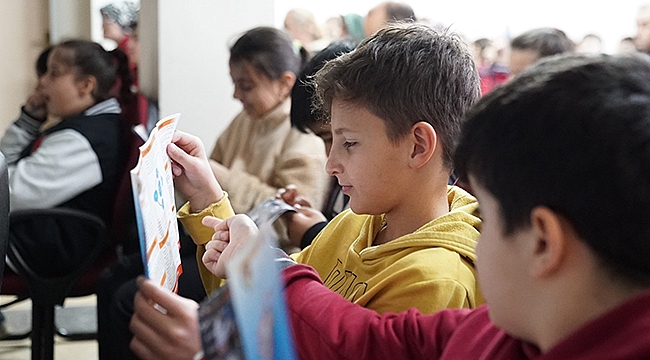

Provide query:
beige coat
left=210, top=99, right=328, bottom=214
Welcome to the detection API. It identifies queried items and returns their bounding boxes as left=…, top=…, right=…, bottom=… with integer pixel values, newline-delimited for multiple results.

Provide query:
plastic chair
left=5, top=208, right=109, bottom=360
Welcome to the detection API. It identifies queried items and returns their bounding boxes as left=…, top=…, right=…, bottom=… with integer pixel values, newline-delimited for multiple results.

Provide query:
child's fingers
left=171, top=131, right=204, bottom=155
left=166, top=142, right=184, bottom=162
left=275, top=187, right=287, bottom=199
left=212, top=229, right=229, bottom=241
left=170, top=162, right=183, bottom=177
left=205, top=239, right=228, bottom=253
left=202, top=247, right=222, bottom=268
left=202, top=216, right=223, bottom=230
left=293, top=196, right=312, bottom=207
left=135, top=277, right=198, bottom=316
left=277, top=185, right=299, bottom=204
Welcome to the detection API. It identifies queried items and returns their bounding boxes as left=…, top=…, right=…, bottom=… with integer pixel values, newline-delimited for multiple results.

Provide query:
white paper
left=130, top=113, right=182, bottom=292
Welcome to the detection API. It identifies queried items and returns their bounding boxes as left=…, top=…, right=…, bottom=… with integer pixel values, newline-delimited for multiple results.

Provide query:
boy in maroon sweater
left=130, top=54, right=650, bottom=359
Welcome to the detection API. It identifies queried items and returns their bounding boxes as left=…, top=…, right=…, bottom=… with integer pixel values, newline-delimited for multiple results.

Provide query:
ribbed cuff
left=300, top=221, right=328, bottom=249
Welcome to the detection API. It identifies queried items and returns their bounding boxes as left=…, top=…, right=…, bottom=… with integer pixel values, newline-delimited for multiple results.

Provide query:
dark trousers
left=97, top=227, right=207, bottom=359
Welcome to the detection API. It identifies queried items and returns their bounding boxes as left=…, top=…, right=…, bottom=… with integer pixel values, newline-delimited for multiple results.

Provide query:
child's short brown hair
left=313, top=24, right=480, bottom=168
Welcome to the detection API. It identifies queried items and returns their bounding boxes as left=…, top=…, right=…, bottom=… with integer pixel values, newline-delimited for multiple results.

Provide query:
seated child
left=208, top=27, right=328, bottom=215
left=0, top=40, right=132, bottom=275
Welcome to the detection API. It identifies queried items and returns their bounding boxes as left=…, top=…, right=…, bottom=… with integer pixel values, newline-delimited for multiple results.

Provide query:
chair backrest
left=0, top=152, right=9, bottom=287
left=8, top=208, right=108, bottom=284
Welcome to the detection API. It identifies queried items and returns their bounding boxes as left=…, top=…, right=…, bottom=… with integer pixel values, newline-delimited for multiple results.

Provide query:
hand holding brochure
left=130, top=114, right=183, bottom=292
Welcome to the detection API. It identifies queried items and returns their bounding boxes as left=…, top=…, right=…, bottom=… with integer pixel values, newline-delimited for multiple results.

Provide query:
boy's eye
left=343, top=141, right=357, bottom=149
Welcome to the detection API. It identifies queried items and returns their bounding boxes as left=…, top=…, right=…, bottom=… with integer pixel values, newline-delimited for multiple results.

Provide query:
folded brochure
left=130, top=113, right=182, bottom=292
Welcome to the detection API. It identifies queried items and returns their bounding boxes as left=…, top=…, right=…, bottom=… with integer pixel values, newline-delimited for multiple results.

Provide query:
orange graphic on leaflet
left=147, top=238, right=157, bottom=258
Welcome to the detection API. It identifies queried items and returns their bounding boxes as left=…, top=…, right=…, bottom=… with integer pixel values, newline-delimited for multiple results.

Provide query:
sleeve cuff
left=300, top=221, right=328, bottom=249
left=17, top=109, right=43, bottom=134
left=177, top=192, right=235, bottom=245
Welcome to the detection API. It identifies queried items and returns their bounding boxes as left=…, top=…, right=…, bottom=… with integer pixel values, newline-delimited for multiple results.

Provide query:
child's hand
left=201, top=215, right=259, bottom=278
left=276, top=184, right=312, bottom=207
left=24, top=90, right=47, bottom=121
left=167, top=131, right=223, bottom=212
left=130, top=277, right=201, bottom=360
left=283, top=205, right=327, bottom=246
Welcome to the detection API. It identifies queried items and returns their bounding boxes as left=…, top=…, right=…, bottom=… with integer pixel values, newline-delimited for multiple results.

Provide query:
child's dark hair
left=313, top=24, right=480, bottom=168
left=54, top=40, right=134, bottom=105
left=36, top=47, right=52, bottom=77
left=229, top=26, right=306, bottom=80
left=510, top=27, right=574, bottom=58
left=454, top=53, right=650, bottom=286
left=291, top=40, right=356, bottom=133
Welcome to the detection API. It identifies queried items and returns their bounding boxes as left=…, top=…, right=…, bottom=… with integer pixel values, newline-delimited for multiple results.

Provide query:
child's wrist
left=189, top=189, right=224, bottom=213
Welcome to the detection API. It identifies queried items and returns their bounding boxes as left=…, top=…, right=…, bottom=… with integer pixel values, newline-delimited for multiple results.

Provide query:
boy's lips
left=340, top=185, right=353, bottom=194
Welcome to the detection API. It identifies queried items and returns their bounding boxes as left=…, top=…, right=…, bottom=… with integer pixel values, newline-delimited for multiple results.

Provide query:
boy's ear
left=528, top=206, right=573, bottom=279
left=408, top=121, right=436, bottom=169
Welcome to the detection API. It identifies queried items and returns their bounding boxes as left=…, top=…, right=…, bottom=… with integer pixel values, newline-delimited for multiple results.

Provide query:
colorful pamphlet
left=130, top=113, right=182, bottom=292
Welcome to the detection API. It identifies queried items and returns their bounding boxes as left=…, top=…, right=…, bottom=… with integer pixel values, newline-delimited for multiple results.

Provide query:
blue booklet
left=198, top=200, right=297, bottom=360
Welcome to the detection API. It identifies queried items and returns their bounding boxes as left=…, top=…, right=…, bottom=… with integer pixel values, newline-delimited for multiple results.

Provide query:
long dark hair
left=54, top=40, right=135, bottom=106
left=229, top=27, right=306, bottom=80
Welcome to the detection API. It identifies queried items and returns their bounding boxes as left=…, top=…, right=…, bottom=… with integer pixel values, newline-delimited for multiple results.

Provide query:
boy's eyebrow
left=333, top=127, right=358, bottom=135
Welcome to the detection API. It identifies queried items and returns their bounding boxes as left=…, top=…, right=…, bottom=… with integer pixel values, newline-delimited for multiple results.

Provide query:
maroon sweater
left=283, top=264, right=650, bottom=360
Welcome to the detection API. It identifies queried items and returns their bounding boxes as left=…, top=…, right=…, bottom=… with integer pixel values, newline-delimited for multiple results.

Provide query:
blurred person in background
left=284, top=8, right=328, bottom=53
left=472, top=38, right=509, bottom=95
left=209, top=27, right=328, bottom=217
left=619, top=36, right=638, bottom=54
left=321, top=13, right=366, bottom=46
left=100, top=1, right=138, bottom=54
left=635, top=5, right=650, bottom=54
left=363, top=1, right=416, bottom=36
left=575, top=33, right=603, bottom=54
left=509, top=27, right=574, bottom=78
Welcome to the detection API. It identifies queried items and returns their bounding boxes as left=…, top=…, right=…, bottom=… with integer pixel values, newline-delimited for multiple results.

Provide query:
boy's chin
left=348, top=203, right=383, bottom=216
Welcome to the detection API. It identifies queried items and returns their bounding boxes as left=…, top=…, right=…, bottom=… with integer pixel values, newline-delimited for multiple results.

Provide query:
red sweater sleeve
left=282, top=264, right=472, bottom=360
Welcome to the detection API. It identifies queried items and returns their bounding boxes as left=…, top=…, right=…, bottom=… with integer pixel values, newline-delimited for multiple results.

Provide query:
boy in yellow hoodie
left=173, top=24, right=482, bottom=315
left=130, top=24, right=482, bottom=359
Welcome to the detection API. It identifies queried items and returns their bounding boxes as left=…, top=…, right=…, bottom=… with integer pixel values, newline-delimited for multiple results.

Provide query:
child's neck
left=530, top=259, right=648, bottom=352
left=372, top=186, right=450, bottom=246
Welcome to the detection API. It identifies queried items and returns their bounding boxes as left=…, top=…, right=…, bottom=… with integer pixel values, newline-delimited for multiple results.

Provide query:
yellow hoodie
left=292, top=186, right=482, bottom=314
left=179, top=186, right=482, bottom=315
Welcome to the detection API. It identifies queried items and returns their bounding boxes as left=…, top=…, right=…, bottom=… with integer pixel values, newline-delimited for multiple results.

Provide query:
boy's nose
left=325, top=151, right=341, bottom=176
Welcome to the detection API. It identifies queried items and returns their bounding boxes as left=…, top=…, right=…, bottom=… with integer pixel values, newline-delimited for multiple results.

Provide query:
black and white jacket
left=0, top=98, right=125, bottom=223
